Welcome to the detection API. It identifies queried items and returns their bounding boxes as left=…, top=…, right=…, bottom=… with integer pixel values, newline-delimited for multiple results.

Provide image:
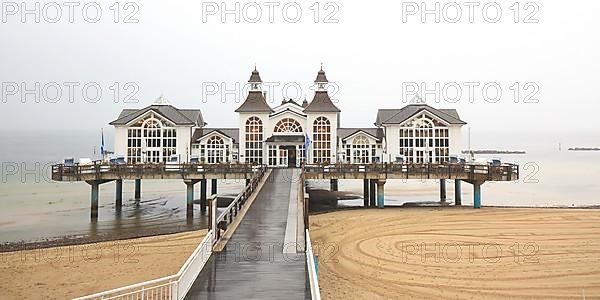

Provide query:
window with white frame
left=399, top=113, right=449, bottom=164
left=245, top=116, right=263, bottom=164
left=274, top=118, right=303, bottom=133
left=205, top=135, right=228, bottom=164
left=345, top=135, right=376, bottom=164
left=312, top=116, right=331, bottom=164
left=126, top=114, right=177, bottom=163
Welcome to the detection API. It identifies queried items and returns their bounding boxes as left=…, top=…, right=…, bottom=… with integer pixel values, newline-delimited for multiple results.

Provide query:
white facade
left=110, top=97, right=201, bottom=163
left=379, top=109, right=465, bottom=163
left=111, top=70, right=466, bottom=166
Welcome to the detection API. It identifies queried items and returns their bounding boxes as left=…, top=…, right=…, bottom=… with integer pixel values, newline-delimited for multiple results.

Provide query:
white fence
left=306, top=229, right=321, bottom=300
left=73, top=166, right=268, bottom=300
left=74, top=231, right=213, bottom=300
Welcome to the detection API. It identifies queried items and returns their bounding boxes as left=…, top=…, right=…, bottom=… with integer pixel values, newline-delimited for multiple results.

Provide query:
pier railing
left=306, top=229, right=321, bottom=300
left=52, top=162, right=261, bottom=181
left=303, top=163, right=519, bottom=182
left=213, top=166, right=267, bottom=242
left=72, top=166, right=268, bottom=300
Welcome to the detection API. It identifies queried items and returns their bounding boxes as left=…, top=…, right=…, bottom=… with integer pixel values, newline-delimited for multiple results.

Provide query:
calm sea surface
left=0, top=130, right=598, bottom=244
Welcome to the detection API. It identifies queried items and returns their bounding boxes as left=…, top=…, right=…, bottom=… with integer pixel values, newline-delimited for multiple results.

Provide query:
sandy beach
left=0, top=229, right=206, bottom=300
left=310, top=207, right=600, bottom=299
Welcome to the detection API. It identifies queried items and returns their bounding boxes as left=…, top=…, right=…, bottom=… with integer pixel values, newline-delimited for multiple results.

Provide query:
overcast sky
left=1, top=0, right=598, bottom=134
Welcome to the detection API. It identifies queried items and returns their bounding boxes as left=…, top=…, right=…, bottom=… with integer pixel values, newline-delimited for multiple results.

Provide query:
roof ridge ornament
left=154, top=94, right=171, bottom=105
left=410, top=94, right=425, bottom=104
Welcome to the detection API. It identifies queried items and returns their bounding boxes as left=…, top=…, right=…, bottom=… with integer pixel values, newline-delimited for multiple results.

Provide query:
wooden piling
left=440, top=179, right=447, bottom=202
left=363, top=179, right=369, bottom=207
left=115, top=179, right=123, bottom=208
left=200, top=179, right=207, bottom=214
left=377, top=180, right=385, bottom=208
left=455, top=180, right=462, bottom=206
left=91, top=182, right=99, bottom=219
left=134, top=179, right=141, bottom=200
left=211, top=179, right=218, bottom=195
left=369, top=179, right=376, bottom=207
left=474, top=183, right=481, bottom=209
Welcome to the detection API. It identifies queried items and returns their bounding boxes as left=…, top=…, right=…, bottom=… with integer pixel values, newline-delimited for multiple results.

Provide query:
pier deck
left=51, top=163, right=259, bottom=181
left=304, top=163, right=518, bottom=182
left=185, top=168, right=310, bottom=299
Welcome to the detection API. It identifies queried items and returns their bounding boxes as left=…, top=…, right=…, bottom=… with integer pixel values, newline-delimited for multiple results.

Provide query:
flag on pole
left=304, top=132, right=311, bottom=158
left=101, top=128, right=105, bottom=156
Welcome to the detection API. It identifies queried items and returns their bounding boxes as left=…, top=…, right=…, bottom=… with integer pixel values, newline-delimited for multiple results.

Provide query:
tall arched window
left=399, top=113, right=449, bottom=164
left=245, top=116, right=263, bottom=164
left=206, top=135, right=225, bottom=164
left=274, top=118, right=303, bottom=133
left=312, top=116, right=331, bottom=164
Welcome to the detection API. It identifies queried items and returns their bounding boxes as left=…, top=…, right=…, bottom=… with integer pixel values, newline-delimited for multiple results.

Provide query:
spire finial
left=320, top=62, right=323, bottom=70
left=254, top=63, right=257, bottom=71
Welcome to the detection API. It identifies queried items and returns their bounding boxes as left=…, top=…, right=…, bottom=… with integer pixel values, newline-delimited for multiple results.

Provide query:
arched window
left=353, top=135, right=369, bottom=145
left=312, top=116, right=331, bottom=164
left=274, top=118, right=303, bottom=133
left=399, top=113, right=449, bottom=164
left=345, top=135, right=374, bottom=164
left=206, top=135, right=225, bottom=164
left=127, top=114, right=176, bottom=163
left=245, top=116, right=263, bottom=164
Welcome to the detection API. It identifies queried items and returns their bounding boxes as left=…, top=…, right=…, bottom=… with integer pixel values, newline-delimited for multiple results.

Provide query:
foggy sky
left=1, top=0, right=598, bottom=134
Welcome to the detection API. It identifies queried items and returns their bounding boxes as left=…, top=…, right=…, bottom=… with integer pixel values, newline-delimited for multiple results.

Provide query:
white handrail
left=72, top=166, right=268, bottom=300
left=306, top=229, right=321, bottom=300
left=73, top=230, right=213, bottom=300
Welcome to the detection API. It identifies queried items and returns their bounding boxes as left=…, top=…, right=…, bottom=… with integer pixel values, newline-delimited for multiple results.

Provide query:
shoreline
left=4, top=203, right=599, bottom=253
left=0, top=225, right=204, bottom=253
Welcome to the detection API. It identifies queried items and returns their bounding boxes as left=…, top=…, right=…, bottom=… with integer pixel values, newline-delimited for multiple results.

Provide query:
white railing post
left=306, top=229, right=321, bottom=300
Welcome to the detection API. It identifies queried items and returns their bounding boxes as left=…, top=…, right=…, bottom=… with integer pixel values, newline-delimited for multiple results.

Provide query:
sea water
left=0, top=130, right=598, bottom=244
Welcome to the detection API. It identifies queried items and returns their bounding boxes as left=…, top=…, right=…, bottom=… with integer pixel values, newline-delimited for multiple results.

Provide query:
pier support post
left=91, top=182, right=99, bottom=218
left=246, top=179, right=251, bottom=186
left=185, top=180, right=200, bottom=216
left=115, top=179, right=123, bottom=208
left=200, top=179, right=207, bottom=214
left=369, top=179, right=376, bottom=207
left=473, top=183, right=482, bottom=209
left=330, top=179, right=338, bottom=192
left=134, top=179, right=141, bottom=200
left=211, top=179, right=218, bottom=195
left=86, top=180, right=111, bottom=219
left=363, top=179, right=369, bottom=207
left=377, top=179, right=386, bottom=209
left=440, top=179, right=447, bottom=202
left=454, top=180, right=462, bottom=206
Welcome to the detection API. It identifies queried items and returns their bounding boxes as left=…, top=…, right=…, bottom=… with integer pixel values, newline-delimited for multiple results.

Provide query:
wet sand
left=0, top=229, right=206, bottom=300
left=310, top=207, right=600, bottom=299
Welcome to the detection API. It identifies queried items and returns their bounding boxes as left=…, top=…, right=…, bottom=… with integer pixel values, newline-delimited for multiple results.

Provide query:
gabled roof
left=375, top=104, right=466, bottom=126
left=303, top=91, right=340, bottom=113
left=110, top=104, right=205, bottom=126
left=269, top=108, right=307, bottom=119
left=338, top=128, right=384, bottom=142
left=192, top=128, right=240, bottom=143
left=235, top=91, right=274, bottom=113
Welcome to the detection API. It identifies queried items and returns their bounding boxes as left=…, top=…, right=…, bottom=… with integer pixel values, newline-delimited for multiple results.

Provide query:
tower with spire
left=236, top=67, right=273, bottom=163
left=303, top=65, right=340, bottom=163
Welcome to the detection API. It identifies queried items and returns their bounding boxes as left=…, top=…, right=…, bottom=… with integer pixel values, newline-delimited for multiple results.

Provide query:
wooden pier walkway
left=185, top=168, right=310, bottom=299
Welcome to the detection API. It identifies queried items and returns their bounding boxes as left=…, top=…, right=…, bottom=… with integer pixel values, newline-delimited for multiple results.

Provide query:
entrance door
left=415, top=149, right=424, bottom=164
left=287, top=148, right=297, bottom=167
left=145, top=149, right=161, bottom=163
